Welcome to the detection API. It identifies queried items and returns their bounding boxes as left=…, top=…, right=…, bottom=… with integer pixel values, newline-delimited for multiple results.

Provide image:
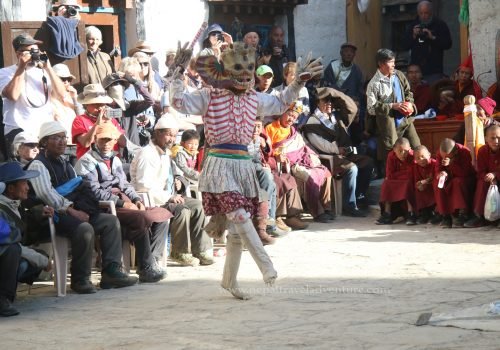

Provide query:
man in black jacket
left=402, top=0, right=452, bottom=83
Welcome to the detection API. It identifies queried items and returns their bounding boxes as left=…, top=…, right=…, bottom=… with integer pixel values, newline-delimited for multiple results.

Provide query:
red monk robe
left=412, top=158, right=437, bottom=212
left=380, top=149, right=415, bottom=204
left=473, top=145, right=500, bottom=216
left=434, top=143, right=476, bottom=215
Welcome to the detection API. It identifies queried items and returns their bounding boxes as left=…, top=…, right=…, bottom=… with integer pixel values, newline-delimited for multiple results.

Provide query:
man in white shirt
left=0, top=33, right=66, bottom=159
left=130, top=115, right=213, bottom=267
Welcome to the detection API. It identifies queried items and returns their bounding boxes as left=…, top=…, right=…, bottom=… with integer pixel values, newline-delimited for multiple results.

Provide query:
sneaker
left=0, top=296, right=19, bottom=317
left=324, top=210, right=336, bottom=220
left=416, top=212, right=431, bottom=225
left=284, top=216, right=309, bottom=230
left=343, top=207, right=367, bottom=218
left=171, top=252, right=200, bottom=267
left=314, top=213, right=334, bottom=223
left=376, top=212, right=393, bottom=225
left=71, top=279, right=97, bottom=294
left=152, top=260, right=168, bottom=278
left=452, top=214, right=467, bottom=228
left=193, top=251, right=215, bottom=266
left=440, top=215, right=452, bottom=228
left=266, top=225, right=289, bottom=237
left=406, top=212, right=417, bottom=225
left=464, top=215, right=486, bottom=228
left=275, top=217, right=292, bottom=232
left=429, top=213, right=442, bottom=225
left=100, top=262, right=138, bottom=289
left=138, top=265, right=165, bottom=283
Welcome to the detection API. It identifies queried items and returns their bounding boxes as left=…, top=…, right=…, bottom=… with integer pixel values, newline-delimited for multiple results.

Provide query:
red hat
left=477, top=97, right=496, bottom=116
left=458, top=54, right=474, bottom=76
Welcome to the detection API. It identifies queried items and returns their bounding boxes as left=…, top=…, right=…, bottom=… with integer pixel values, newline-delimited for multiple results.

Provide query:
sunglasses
left=61, top=77, right=73, bottom=83
left=139, top=62, right=149, bottom=67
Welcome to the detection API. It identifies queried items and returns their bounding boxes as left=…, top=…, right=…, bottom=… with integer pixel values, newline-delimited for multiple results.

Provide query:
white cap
left=53, top=63, right=76, bottom=79
left=12, top=132, right=39, bottom=154
left=39, top=121, right=67, bottom=140
left=154, top=114, right=180, bottom=130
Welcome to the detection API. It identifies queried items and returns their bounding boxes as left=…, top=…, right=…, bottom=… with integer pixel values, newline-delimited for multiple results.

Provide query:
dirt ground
left=3, top=213, right=500, bottom=350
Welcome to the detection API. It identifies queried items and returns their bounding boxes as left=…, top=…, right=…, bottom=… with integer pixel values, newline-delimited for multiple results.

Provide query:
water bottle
left=437, top=174, right=447, bottom=189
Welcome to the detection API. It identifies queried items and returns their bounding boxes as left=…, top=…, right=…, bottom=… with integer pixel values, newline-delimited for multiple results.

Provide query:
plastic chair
left=49, top=217, right=70, bottom=297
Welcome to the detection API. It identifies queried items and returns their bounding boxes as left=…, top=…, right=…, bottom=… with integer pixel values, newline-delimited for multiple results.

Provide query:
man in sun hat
left=0, top=33, right=67, bottom=159
left=0, top=163, right=41, bottom=316
left=71, top=83, right=127, bottom=159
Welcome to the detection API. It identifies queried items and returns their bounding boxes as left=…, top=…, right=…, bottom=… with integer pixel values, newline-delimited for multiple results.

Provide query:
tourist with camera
left=302, top=87, right=373, bottom=216
left=199, top=23, right=233, bottom=60
left=0, top=33, right=67, bottom=160
left=53, top=0, right=81, bottom=19
left=402, top=0, right=452, bottom=84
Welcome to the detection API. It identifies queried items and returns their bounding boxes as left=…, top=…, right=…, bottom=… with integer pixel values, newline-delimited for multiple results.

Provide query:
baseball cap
left=13, top=33, right=43, bottom=51
left=256, top=65, right=273, bottom=77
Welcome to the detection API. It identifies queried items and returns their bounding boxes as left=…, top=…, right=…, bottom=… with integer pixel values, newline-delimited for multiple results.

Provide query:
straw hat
left=77, top=84, right=113, bottom=105
left=128, top=41, right=156, bottom=56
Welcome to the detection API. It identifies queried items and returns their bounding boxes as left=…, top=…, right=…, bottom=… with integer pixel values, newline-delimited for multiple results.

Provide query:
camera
left=417, top=24, right=427, bottom=43
left=30, top=48, right=48, bottom=63
left=344, top=146, right=357, bottom=155
left=106, top=107, right=123, bottom=119
left=66, top=6, right=78, bottom=17
left=216, top=33, right=225, bottom=42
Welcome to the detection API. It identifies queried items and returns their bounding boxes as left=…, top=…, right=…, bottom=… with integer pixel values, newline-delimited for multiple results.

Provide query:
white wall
left=294, top=0, right=345, bottom=66
left=138, top=0, right=207, bottom=76
left=19, top=0, right=47, bottom=21
left=468, top=0, right=499, bottom=91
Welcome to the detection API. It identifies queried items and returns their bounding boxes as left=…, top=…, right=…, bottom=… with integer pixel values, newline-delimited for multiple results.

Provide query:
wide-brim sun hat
left=0, top=162, right=40, bottom=184
left=77, top=84, right=113, bottom=105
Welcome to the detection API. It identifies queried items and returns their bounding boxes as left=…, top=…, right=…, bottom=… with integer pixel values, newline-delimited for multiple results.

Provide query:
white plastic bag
left=484, top=184, right=500, bottom=221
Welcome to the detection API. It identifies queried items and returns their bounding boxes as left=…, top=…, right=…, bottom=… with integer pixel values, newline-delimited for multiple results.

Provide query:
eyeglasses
left=139, top=62, right=149, bottom=67
left=48, top=135, right=68, bottom=142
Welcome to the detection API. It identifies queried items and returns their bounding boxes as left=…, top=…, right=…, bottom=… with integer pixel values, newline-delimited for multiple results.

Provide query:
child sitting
left=465, top=125, right=500, bottom=228
left=433, top=138, right=476, bottom=228
left=377, top=137, right=415, bottom=225
left=172, top=130, right=200, bottom=182
left=411, top=145, right=437, bottom=224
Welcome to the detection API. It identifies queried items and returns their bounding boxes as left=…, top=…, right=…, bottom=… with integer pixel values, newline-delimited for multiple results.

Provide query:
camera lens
left=30, top=49, right=40, bottom=62
left=67, top=6, right=78, bottom=16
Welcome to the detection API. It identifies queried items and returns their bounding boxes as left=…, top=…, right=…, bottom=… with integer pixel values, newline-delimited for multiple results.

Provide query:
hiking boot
left=376, top=212, right=393, bottom=225
left=138, top=265, right=165, bottom=283
left=464, top=215, right=486, bottom=228
left=100, top=262, right=138, bottom=289
left=284, top=216, right=309, bottom=230
left=452, top=214, right=467, bottom=228
left=429, top=213, right=442, bottom=225
left=171, top=252, right=200, bottom=267
left=71, top=279, right=97, bottom=294
left=406, top=212, right=417, bottom=225
left=0, top=296, right=19, bottom=317
left=440, top=215, right=452, bottom=228
left=314, top=213, right=334, bottom=223
left=275, top=217, right=292, bottom=232
left=193, top=251, right=215, bottom=265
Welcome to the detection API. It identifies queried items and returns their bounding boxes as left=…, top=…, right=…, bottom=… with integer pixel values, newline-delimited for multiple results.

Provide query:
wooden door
left=1, top=20, right=89, bottom=90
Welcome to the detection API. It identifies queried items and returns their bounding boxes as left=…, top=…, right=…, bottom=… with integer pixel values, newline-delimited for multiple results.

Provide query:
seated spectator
left=377, top=138, right=415, bottom=225
left=119, top=57, right=157, bottom=146
left=433, top=138, right=476, bottom=228
left=0, top=165, right=41, bottom=317
left=275, top=62, right=310, bottom=125
left=265, top=102, right=333, bottom=223
left=411, top=145, right=438, bottom=224
left=27, top=121, right=138, bottom=293
left=250, top=117, right=307, bottom=232
left=75, top=123, right=171, bottom=282
left=200, top=24, right=233, bottom=59
left=51, top=63, right=83, bottom=136
left=0, top=33, right=67, bottom=159
left=465, top=125, right=500, bottom=228
left=454, top=97, right=498, bottom=145
left=255, top=65, right=276, bottom=94
left=85, top=26, right=114, bottom=84
left=130, top=116, right=214, bottom=266
left=303, top=87, right=373, bottom=216
left=407, top=64, right=432, bottom=113
left=12, top=132, right=39, bottom=166
left=72, top=84, right=127, bottom=159
left=128, top=40, right=165, bottom=91
left=172, top=129, right=200, bottom=182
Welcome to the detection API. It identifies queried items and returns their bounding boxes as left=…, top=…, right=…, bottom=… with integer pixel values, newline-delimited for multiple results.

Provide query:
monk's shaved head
left=440, top=138, right=455, bottom=154
left=393, top=137, right=410, bottom=149
left=414, top=145, right=429, bottom=154
left=486, top=124, right=500, bottom=136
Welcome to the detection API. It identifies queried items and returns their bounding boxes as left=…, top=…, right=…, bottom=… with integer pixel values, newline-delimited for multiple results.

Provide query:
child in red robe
left=434, top=138, right=476, bottom=228
left=465, top=125, right=500, bottom=228
left=377, top=137, right=415, bottom=225
left=411, top=145, right=437, bottom=224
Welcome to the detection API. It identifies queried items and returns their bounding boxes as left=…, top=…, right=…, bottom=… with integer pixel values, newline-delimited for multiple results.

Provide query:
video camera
left=30, top=48, right=48, bottom=64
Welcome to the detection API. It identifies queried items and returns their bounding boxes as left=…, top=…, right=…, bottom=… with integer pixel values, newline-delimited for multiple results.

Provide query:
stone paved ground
left=3, top=214, right=500, bottom=350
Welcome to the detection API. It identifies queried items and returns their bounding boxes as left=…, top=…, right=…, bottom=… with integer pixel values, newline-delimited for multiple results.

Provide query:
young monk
left=465, top=125, right=500, bottom=228
left=377, top=137, right=415, bottom=225
left=411, top=145, right=437, bottom=224
left=434, top=138, right=476, bottom=228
